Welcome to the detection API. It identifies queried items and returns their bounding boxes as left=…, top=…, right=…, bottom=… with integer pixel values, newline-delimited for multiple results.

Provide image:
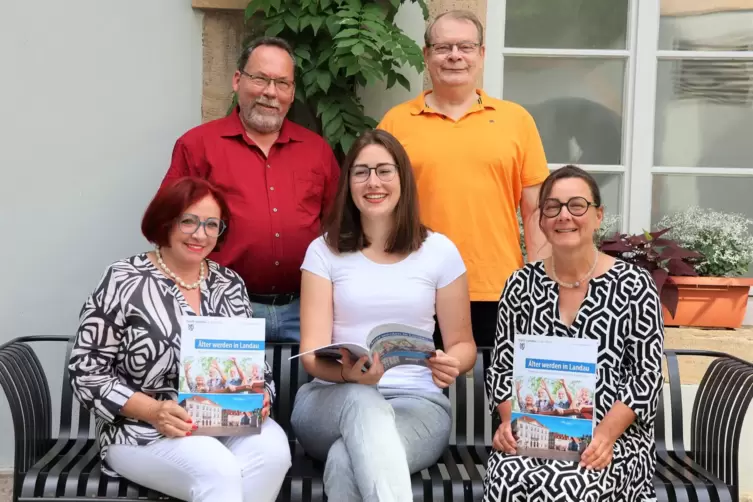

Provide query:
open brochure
left=511, top=334, right=598, bottom=462
left=289, top=323, right=435, bottom=371
left=177, top=316, right=266, bottom=436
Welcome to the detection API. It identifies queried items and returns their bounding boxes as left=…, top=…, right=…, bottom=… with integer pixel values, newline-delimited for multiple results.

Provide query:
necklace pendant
left=573, top=281, right=580, bottom=288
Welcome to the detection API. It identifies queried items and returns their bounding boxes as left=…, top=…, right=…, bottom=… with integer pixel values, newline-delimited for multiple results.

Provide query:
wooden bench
left=1, top=337, right=751, bottom=501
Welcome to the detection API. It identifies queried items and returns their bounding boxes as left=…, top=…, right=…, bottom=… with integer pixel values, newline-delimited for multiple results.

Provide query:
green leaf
left=386, top=72, right=397, bottom=89
left=335, top=9, right=360, bottom=18
left=310, top=16, right=324, bottom=35
left=321, top=0, right=332, bottom=9
left=325, top=15, right=341, bottom=36
left=244, top=0, right=264, bottom=21
left=323, top=114, right=344, bottom=138
left=351, top=43, right=365, bottom=56
left=340, top=133, right=356, bottom=155
left=321, top=102, right=339, bottom=126
left=333, top=28, right=360, bottom=39
left=335, top=38, right=360, bottom=49
left=302, top=69, right=317, bottom=87
left=362, top=20, right=386, bottom=34
left=265, top=21, right=285, bottom=37
left=346, top=0, right=362, bottom=10
left=295, top=47, right=312, bottom=62
left=317, top=71, right=332, bottom=93
left=390, top=0, right=400, bottom=7
left=395, top=73, right=411, bottom=91
left=284, top=12, right=299, bottom=31
left=270, top=0, right=281, bottom=12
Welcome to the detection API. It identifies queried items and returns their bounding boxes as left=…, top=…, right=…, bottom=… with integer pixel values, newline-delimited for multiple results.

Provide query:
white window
left=485, top=0, right=753, bottom=277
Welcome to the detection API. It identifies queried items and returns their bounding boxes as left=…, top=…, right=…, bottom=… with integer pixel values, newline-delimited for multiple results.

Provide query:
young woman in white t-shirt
left=290, top=129, right=478, bottom=501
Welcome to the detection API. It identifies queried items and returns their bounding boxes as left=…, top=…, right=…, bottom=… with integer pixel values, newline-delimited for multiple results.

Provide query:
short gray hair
left=237, top=36, right=296, bottom=76
left=424, top=10, right=484, bottom=46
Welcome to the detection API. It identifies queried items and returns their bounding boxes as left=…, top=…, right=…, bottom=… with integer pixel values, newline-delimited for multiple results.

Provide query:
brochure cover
left=177, top=316, right=266, bottom=436
left=511, top=334, right=598, bottom=461
left=289, top=323, right=435, bottom=371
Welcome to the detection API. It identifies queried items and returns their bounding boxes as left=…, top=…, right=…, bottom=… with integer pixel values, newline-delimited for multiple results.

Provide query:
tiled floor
left=0, top=475, right=12, bottom=502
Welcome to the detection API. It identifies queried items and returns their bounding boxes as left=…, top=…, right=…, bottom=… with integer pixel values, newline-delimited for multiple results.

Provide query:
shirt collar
left=409, top=88, right=497, bottom=116
left=219, top=106, right=303, bottom=144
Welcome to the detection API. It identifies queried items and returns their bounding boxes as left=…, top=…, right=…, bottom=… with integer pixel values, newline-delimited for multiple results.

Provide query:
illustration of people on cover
left=182, top=356, right=265, bottom=394
left=514, top=378, right=592, bottom=419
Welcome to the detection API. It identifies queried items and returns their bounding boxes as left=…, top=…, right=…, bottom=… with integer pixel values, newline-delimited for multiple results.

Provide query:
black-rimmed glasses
left=178, top=214, right=227, bottom=238
left=350, top=164, right=398, bottom=183
left=541, top=197, right=599, bottom=218
left=239, top=70, right=294, bottom=92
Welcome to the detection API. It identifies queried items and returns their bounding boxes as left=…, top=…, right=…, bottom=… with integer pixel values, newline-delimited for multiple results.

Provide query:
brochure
left=510, top=334, right=598, bottom=462
left=177, top=316, right=266, bottom=436
left=289, top=323, right=435, bottom=371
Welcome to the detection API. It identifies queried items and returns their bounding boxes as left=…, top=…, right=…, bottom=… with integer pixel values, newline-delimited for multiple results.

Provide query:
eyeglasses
left=239, top=70, right=294, bottom=92
left=428, top=42, right=481, bottom=55
left=541, top=197, right=599, bottom=218
left=350, top=164, right=398, bottom=183
left=177, top=214, right=227, bottom=238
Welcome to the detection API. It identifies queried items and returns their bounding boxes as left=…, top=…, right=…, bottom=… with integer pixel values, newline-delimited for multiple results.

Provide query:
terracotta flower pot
left=662, top=276, right=753, bottom=329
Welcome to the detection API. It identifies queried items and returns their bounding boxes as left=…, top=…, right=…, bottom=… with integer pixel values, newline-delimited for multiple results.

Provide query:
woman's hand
left=340, top=349, right=384, bottom=385
left=427, top=350, right=461, bottom=388
left=261, top=391, right=271, bottom=421
left=492, top=421, right=517, bottom=454
left=579, top=426, right=615, bottom=470
left=148, top=400, right=196, bottom=438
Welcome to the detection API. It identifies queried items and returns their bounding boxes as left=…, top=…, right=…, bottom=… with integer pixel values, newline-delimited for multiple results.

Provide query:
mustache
left=253, top=97, right=280, bottom=109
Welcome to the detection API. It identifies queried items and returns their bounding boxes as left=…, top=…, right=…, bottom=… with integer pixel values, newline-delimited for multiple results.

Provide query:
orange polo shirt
left=378, top=89, right=549, bottom=302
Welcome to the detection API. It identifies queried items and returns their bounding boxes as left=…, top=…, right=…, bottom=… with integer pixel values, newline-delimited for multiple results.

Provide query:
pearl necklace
left=550, top=247, right=599, bottom=289
left=155, top=247, right=205, bottom=290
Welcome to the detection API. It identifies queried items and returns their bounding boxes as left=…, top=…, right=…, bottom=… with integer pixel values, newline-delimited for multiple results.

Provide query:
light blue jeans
left=250, top=298, right=300, bottom=342
left=290, top=381, right=452, bottom=502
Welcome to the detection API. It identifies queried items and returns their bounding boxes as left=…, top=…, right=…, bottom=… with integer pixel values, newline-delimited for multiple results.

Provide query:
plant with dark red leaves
left=598, top=228, right=703, bottom=317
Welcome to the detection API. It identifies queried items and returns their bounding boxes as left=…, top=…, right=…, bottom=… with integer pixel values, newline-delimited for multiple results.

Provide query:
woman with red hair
left=68, top=177, right=291, bottom=502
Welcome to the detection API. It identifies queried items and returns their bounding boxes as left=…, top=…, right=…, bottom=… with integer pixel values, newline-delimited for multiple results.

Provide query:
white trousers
left=107, top=418, right=291, bottom=502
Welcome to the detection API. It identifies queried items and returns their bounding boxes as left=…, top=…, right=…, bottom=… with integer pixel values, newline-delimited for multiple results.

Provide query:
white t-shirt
left=300, top=231, right=466, bottom=393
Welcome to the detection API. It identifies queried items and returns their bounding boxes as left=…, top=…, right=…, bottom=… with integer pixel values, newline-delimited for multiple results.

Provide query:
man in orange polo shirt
left=378, top=10, right=550, bottom=348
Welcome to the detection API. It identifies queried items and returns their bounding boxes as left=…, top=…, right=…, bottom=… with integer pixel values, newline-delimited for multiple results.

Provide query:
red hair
left=141, top=177, right=232, bottom=251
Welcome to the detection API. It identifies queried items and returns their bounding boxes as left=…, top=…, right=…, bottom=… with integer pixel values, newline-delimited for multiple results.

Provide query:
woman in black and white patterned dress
left=68, top=177, right=291, bottom=502
left=484, top=165, right=664, bottom=502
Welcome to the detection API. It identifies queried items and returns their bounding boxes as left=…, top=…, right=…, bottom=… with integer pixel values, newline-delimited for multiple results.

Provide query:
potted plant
left=598, top=228, right=702, bottom=320
left=655, top=207, right=753, bottom=329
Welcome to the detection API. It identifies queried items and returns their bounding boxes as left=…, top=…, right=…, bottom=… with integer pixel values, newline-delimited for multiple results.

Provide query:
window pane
left=504, top=58, right=625, bottom=165
left=592, top=173, right=622, bottom=226
left=505, top=0, right=628, bottom=50
left=654, top=59, right=753, bottom=168
left=651, top=174, right=753, bottom=276
left=659, top=2, right=753, bottom=51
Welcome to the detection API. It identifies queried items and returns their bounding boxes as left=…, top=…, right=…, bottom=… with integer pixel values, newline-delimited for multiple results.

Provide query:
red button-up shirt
left=161, top=108, right=340, bottom=294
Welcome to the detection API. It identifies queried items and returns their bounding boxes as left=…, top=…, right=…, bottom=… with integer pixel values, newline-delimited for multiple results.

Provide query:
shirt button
left=275, top=233, right=280, bottom=237
left=266, top=164, right=271, bottom=168
left=270, top=186, right=275, bottom=191
left=274, top=261, right=280, bottom=266
left=273, top=208, right=278, bottom=212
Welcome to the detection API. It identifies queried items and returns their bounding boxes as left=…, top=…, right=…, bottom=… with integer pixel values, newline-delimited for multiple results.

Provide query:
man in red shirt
left=161, top=36, right=340, bottom=342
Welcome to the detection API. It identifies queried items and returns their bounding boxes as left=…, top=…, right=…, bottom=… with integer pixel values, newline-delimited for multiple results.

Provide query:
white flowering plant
left=657, top=207, right=753, bottom=277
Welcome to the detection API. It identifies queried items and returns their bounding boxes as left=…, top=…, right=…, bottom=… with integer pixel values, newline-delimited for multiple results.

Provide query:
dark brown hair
left=142, top=176, right=232, bottom=252
left=322, top=129, right=428, bottom=254
left=537, top=164, right=602, bottom=228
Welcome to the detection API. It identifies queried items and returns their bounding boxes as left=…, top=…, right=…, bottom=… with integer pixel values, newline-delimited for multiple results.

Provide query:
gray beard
left=240, top=104, right=284, bottom=134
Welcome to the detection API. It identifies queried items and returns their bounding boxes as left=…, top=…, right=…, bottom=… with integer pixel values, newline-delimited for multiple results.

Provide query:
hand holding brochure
left=510, top=334, right=598, bottom=462
left=177, top=316, right=267, bottom=436
left=289, top=323, right=435, bottom=371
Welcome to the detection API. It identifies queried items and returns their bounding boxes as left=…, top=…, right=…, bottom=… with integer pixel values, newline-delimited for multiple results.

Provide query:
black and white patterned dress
left=484, top=260, right=664, bottom=502
left=68, top=253, right=276, bottom=476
